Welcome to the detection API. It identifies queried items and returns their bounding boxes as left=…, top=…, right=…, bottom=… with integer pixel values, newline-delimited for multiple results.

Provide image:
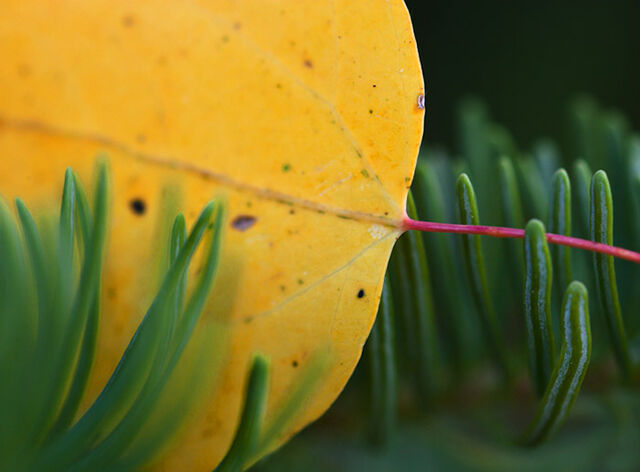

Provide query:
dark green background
left=405, top=0, right=640, bottom=149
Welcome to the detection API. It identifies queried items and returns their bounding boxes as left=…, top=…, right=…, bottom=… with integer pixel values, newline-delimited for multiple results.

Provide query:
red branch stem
left=403, top=217, right=640, bottom=265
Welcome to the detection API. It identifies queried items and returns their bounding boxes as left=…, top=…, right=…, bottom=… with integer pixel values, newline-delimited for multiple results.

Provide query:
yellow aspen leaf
left=0, top=0, right=424, bottom=469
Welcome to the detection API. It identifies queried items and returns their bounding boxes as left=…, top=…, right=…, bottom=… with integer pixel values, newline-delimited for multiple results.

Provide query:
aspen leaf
left=0, top=0, right=424, bottom=469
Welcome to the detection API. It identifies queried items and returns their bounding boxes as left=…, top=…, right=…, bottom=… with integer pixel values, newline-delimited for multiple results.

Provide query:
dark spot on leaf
left=292, top=360, right=299, bottom=368
left=276, top=83, right=282, bottom=89
left=233, top=21, right=242, bottom=30
left=129, top=198, right=146, bottom=215
left=361, top=169, right=369, bottom=178
left=298, top=279, right=304, bottom=285
left=231, top=215, right=257, bottom=231
left=417, top=93, right=425, bottom=110
left=372, top=84, right=376, bottom=88
left=280, top=285, right=286, bottom=292
left=122, top=15, right=136, bottom=28
left=369, top=109, right=373, bottom=114
left=303, top=59, right=313, bottom=68
left=282, top=163, right=291, bottom=172
left=289, top=209, right=295, bottom=215
left=357, top=289, right=365, bottom=299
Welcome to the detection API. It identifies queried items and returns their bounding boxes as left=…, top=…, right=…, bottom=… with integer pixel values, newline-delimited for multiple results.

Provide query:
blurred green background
left=405, top=0, right=640, bottom=148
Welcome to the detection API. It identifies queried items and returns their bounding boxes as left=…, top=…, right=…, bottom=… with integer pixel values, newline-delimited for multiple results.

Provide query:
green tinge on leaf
left=522, top=281, right=591, bottom=446
left=366, top=276, right=397, bottom=446
left=523, top=219, right=555, bottom=397
left=589, top=170, right=632, bottom=379
left=455, top=173, right=510, bottom=380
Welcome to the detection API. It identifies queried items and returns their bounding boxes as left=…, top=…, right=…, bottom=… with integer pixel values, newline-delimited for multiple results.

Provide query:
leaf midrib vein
left=0, top=115, right=402, bottom=229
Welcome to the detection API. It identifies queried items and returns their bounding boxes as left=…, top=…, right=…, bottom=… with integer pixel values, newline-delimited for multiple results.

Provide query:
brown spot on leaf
left=303, top=59, right=313, bottom=68
left=17, top=63, right=31, bottom=78
left=233, top=21, right=242, bottom=30
left=231, top=215, right=257, bottom=231
left=122, top=15, right=136, bottom=28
